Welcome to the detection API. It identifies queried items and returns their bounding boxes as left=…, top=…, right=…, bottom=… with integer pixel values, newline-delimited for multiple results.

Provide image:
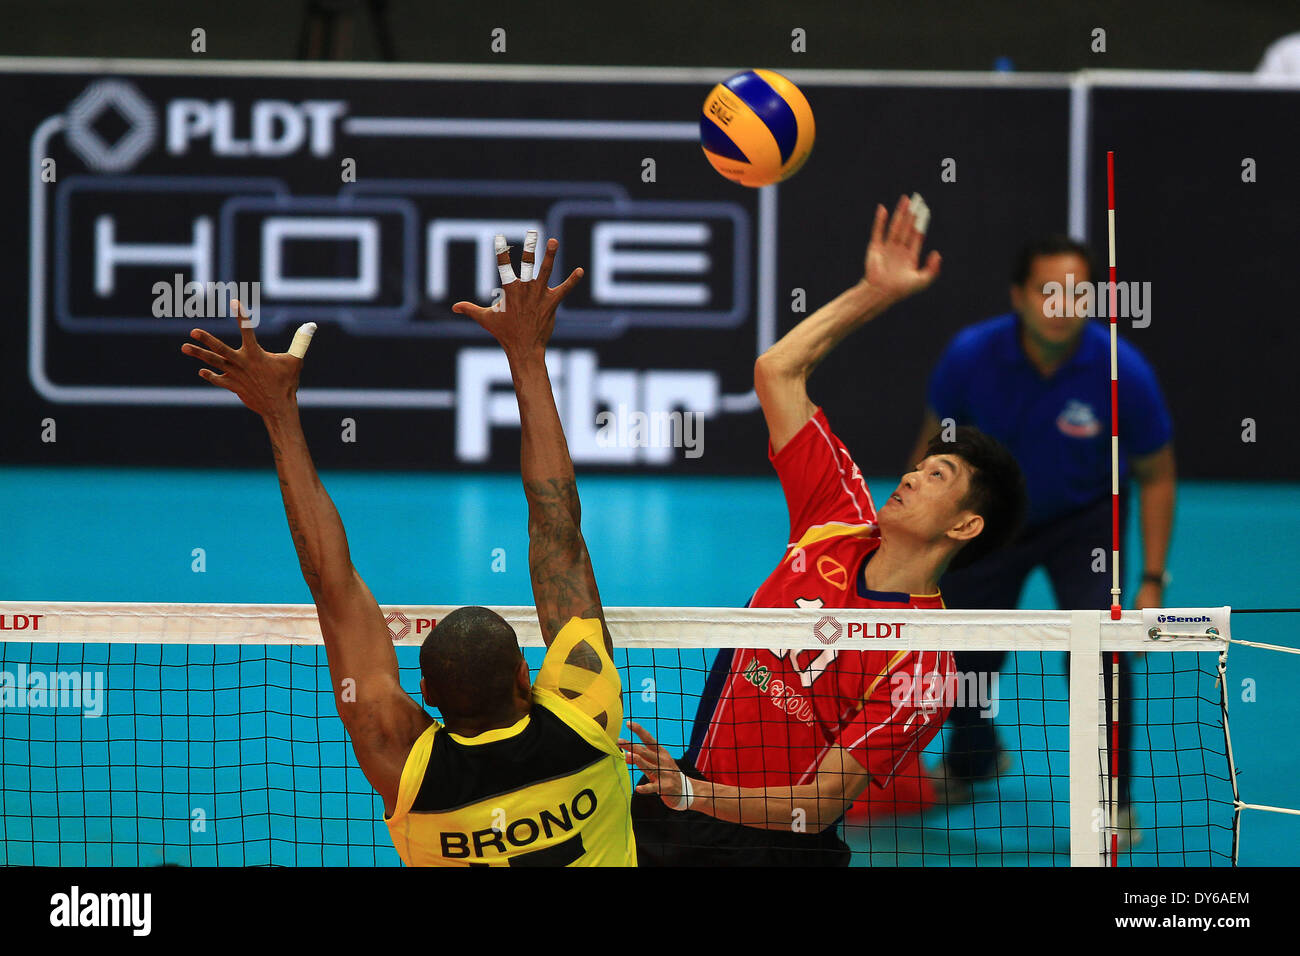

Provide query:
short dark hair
left=419, top=606, right=522, bottom=720
left=925, top=426, right=1027, bottom=571
left=1012, top=235, right=1094, bottom=287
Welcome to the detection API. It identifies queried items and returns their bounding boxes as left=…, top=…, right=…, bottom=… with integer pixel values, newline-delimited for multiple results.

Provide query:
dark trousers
left=939, top=495, right=1133, bottom=806
left=630, top=757, right=852, bottom=866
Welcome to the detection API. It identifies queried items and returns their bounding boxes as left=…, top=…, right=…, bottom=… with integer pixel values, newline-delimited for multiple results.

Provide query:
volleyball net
left=0, top=602, right=1251, bottom=866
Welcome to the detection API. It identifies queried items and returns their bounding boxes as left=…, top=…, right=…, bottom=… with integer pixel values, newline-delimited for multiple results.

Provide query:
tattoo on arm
left=523, top=476, right=604, bottom=643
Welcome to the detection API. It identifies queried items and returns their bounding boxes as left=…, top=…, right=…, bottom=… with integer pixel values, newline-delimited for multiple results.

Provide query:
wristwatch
left=1142, top=570, right=1172, bottom=588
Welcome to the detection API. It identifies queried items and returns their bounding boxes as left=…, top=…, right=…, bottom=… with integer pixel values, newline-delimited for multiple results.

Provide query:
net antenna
left=1105, top=149, right=1122, bottom=866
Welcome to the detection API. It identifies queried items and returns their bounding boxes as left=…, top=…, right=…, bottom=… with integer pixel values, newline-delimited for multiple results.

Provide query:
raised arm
left=182, top=306, right=429, bottom=814
left=452, top=235, right=610, bottom=654
left=756, top=195, right=942, bottom=454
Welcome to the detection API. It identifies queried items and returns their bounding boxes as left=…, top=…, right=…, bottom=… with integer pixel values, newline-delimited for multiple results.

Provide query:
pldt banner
left=8, top=66, right=1076, bottom=473
left=13, top=69, right=794, bottom=470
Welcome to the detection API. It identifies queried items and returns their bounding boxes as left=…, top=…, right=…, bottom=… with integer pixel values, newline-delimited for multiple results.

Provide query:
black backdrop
left=2, top=66, right=1295, bottom=480
left=1086, top=85, right=1300, bottom=482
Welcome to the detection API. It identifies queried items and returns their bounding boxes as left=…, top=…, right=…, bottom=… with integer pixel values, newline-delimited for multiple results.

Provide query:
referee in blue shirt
left=909, top=235, right=1176, bottom=843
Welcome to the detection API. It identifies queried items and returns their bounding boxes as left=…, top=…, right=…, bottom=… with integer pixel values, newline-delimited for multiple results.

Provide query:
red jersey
left=694, top=408, right=954, bottom=789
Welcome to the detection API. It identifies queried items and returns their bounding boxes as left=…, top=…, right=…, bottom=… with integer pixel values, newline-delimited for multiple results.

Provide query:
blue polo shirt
left=927, top=314, right=1172, bottom=529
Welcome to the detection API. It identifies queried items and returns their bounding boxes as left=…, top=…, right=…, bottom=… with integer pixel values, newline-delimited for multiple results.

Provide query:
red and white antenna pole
left=1106, top=150, right=1121, bottom=865
left=1107, top=151, right=1121, bottom=622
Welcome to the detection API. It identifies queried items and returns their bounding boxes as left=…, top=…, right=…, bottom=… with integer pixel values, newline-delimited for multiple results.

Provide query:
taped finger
left=909, top=192, right=931, bottom=234
left=495, top=234, right=517, bottom=285
left=519, top=229, right=538, bottom=281
left=288, top=322, right=317, bottom=360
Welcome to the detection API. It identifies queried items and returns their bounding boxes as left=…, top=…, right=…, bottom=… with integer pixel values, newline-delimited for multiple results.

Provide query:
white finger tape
left=520, top=229, right=539, bottom=282
left=910, top=192, right=931, bottom=234
left=495, top=233, right=517, bottom=285
left=288, top=322, right=317, bottom=359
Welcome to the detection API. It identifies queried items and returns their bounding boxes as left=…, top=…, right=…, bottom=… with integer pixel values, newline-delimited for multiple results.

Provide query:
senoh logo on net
left=812, top=616, right=908, bottom=644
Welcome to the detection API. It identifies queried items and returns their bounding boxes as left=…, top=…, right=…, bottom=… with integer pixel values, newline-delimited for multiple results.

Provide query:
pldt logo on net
left=32, top=80, right=754, bottom=397
left=384, top=611, right=438, bottom=642
left=811, top=616, right=908, bottom=644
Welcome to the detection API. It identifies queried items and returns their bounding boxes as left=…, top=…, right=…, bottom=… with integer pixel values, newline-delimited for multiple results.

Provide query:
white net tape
left=0, top=603, right=1232, bottom=652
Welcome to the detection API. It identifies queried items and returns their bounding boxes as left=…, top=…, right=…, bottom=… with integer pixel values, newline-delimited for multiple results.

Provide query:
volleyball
left=700, top=69, right=815, bottom=187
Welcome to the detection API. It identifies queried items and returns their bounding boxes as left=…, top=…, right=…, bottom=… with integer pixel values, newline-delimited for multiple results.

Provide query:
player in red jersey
left=623, top=196, right=1027, bottom=865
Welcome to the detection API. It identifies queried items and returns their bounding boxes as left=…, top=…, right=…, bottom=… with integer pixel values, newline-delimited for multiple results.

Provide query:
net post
left=1069, top=609, right=1104, bottom=866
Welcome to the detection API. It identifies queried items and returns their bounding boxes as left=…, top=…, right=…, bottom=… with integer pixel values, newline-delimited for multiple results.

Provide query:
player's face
left=880, top=453, right=976, bottom=541
left=1012, top=253, right=1091, bottom=348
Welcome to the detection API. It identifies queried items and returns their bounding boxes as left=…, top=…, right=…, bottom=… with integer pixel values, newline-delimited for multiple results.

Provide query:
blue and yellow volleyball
left=700, top=69, right=815, bottom=188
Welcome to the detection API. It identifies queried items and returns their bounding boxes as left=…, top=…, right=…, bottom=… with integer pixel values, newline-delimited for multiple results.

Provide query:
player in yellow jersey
left=181, top=233, right=635, bottom=866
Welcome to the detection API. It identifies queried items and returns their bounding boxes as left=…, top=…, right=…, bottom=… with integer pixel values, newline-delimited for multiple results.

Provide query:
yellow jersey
left=385, top=617, right=636, bottom=866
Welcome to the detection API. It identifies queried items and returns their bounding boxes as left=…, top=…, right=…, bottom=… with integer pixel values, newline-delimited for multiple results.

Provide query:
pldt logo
left=63, top=80, right=159, bottom=172
left=813, top=616, right=842, bottom=645
left=60, top=79, right=345, bottom=169
left=384, top=612, right=412, bottom=642
left=811, top=616, right=910, bottom=642
left=384, top=612, right=438, bottom=642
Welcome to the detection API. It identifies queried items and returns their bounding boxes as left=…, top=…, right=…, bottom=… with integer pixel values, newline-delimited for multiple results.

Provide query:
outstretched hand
left=619, top=720, right=688, bottom=809
left=452, top=234, right=584, bottom=361
left=181, top=300, right=302, bottom=418
left=863, top=195, right=942, bottom=303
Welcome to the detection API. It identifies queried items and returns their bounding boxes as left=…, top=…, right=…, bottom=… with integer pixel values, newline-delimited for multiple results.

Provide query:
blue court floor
left=1, top=467, right=1296, bottom=865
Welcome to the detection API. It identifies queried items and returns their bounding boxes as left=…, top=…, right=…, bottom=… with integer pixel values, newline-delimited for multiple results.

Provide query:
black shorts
left=630, top=758, right=852, bottom=867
